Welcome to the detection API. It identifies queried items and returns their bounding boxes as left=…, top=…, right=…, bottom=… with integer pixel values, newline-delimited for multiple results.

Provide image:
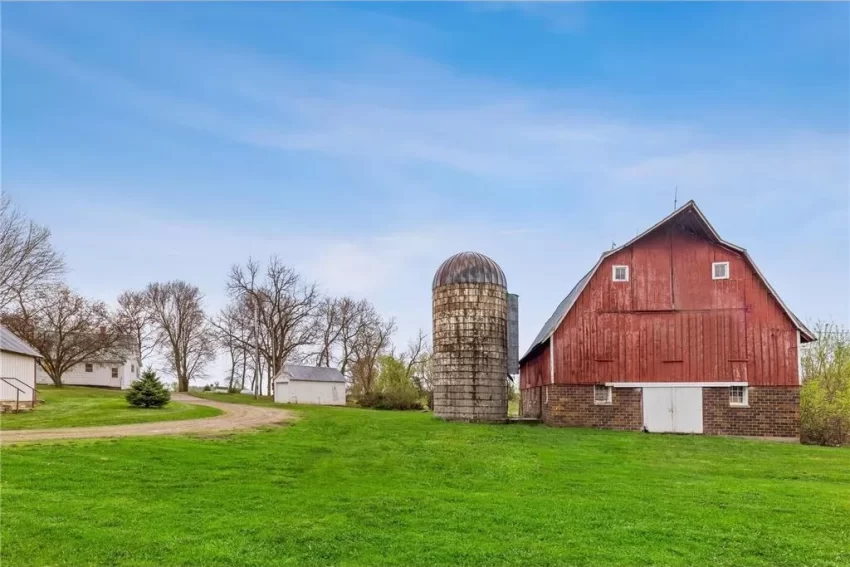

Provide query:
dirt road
left=1, top=394, right=293, bottom=445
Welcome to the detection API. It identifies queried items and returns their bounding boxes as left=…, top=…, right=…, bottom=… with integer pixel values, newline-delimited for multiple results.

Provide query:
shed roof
left=274, top=365, right=346, bottom=383
left=0, top=325, right=42, bottom=358
left=520, top=201, right=815, bottom=363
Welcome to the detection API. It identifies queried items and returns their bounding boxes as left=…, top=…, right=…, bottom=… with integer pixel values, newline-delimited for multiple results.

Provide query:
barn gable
left=521, top=201, right=814, bottom=364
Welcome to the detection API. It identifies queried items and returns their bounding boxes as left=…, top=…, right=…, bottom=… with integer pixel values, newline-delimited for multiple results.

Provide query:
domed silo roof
left=432, top=251, right=507, bottom=289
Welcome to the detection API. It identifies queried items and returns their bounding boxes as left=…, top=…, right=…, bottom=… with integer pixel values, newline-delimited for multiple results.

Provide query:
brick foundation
left=522, top=384, right=799, bottom=437
left=703, top=386, right=799, bottom=438
left=523, top=385, right=643, bottom=430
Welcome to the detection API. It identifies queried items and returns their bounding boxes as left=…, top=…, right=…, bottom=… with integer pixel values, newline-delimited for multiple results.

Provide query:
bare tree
left=145, top=281, right=215, bottom=392
left=0, top=195, right=66, bottom=311
left=212, top=301, right=251, bottom=391
left=222, top=257, right=320, bottom=394
left=349, top=311, right=396, bottom=396
left=116, top=290, right=161, bottom=366
left=404, top=329, right=429, bottom=381
left=2, top=285, right=123, bottom=386
left=337, top=298, right=379, bottom=378
left=314, top=297, right=343, bottom=367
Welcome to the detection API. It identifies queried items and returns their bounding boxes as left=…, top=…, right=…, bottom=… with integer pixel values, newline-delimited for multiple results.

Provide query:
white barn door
left=671, top=388, right=703, bottom=433
left=642, top=387, right=703, bottom=434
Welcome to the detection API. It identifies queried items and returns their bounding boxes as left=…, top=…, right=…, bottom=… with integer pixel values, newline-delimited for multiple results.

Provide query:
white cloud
left=4, top=10, right=848, bottom=385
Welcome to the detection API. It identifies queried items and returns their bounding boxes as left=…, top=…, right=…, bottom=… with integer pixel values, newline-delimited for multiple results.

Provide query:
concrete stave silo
left=432, top=251, right=510, bottom=422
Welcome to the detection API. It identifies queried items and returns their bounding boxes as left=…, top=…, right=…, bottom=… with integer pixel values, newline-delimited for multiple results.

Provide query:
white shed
left=1, top=325, right=40, bottom=410
left=273, top=365, right=346, bottom=406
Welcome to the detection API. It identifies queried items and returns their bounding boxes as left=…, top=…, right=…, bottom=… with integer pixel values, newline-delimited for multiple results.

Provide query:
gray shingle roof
left=275, top=365, right=346, bottom=383
left=0, top=325, right=42, bottom=358
left=520, top=269, right=593, bottom=362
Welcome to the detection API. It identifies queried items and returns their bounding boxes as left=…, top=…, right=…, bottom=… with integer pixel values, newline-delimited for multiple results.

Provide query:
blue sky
left=3, top=3, right=848, bottom=381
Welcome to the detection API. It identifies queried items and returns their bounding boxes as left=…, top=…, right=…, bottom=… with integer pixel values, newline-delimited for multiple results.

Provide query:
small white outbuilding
left=273, top=365, right=346, bottom=406
left=1, top=325, right=40, bottom=410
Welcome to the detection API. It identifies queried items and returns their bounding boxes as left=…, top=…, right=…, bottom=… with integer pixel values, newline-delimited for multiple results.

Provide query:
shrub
left=126, top=369, right=172, bottom=409
left=800, top=323, right=850, bottom=446
left=202, top=384, right=212, bottom=392
left=357, top=354, right=424, bottom=411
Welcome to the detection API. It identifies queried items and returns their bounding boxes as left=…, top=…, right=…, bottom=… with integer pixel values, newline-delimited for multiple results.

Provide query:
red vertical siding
left=519, top=340, right=549, bottom=390
left=521, top=225, right=801, bottom=387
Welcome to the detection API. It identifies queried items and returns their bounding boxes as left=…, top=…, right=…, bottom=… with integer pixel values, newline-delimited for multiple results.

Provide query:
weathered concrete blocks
left=432, top=278, right=509, bottom=423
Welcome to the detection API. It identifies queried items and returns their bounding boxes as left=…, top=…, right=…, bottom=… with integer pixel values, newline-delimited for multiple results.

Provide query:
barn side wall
left=703, top=386, right=799, bottom=437
left=539, top=385, right=643, bottom=430
left=547, top=227, right=801, bottom=387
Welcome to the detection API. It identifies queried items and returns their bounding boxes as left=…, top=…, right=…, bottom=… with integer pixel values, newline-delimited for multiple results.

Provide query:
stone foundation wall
left=432, top=283, right=508, bottom=422
left=703, top=386, right=799, bottom=438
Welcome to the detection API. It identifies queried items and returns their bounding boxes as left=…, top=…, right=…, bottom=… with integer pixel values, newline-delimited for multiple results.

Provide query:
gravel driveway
left=1, top=394, right=293, bottom=445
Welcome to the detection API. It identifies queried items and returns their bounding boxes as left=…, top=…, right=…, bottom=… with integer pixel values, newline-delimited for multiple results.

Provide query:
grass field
left=0, top=386, right=221, bottom=430
left=2, top=392, right=849, bottom=567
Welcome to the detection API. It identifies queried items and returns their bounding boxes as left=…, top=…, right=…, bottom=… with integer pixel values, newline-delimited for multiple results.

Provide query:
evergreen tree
left=126, top=368, right=171, bottom=408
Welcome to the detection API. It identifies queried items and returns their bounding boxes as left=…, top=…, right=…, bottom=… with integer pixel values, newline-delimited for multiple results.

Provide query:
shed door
left=642, top=387, right=703, bottom=434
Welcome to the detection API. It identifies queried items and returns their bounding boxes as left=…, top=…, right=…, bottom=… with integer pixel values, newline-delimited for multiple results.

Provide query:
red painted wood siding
left=520, top=341, right=549, bottom=389
left=521, top=226, right=800, bottom=388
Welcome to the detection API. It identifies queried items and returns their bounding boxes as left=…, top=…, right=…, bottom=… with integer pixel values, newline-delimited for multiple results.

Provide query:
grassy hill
left=2, top=392, right=848, bottom=566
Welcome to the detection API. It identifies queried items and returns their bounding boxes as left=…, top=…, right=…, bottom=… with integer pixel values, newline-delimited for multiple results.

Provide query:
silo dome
left=432, top=251, right=507, bottom=289
left=431, top=251, right=509, bottom=423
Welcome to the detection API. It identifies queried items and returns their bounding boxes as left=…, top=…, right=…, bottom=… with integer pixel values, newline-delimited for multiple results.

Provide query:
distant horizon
left=4, top=2, right=848, bottom=384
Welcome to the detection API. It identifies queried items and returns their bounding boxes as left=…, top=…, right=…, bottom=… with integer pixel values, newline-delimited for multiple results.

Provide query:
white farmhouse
left=1, top=325, right=40, bottom=410
left=273, top=365, right=346, bottom=406
left=36, top=348, right=140, bottom=390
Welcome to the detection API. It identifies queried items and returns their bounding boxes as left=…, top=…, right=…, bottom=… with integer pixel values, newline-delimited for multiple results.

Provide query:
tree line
left=0, top=196, right=430, bottom=397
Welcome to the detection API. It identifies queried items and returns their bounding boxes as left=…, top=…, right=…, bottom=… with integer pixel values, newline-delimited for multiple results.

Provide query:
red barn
left=519, top=201, right=814, bottom=437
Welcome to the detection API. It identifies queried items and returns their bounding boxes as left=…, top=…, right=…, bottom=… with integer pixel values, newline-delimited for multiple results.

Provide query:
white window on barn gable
left=594, top=385, right=612, bottom=405
left=111, top=367, right=118, bottom=379
left=612, top=265, right=629, bottom=282
left=85, top=363, right=93, bottom=372
left=712, top=261, right=730, bottom=280
left=730, top=385, right=748, bottom=407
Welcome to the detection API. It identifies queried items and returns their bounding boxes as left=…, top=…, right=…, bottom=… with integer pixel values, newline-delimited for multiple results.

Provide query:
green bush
left=800, top=323, right=850, bottom=446
left=125, top=369, right=172, bottom=409
left=358, top=354, right=424, bottom=411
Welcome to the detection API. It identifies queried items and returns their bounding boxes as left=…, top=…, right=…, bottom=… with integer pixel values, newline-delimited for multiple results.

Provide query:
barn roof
left=0, top=325, right=42, bottom=358
left=274, top=365, right=346, bottom=383
left=520, top=201, right=815, bottom=363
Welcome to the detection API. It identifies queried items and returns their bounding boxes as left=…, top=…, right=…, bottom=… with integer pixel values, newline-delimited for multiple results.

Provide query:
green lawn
left=2, top=392, right=849, bottom=567
left=0, top=386, right=221, bottom=430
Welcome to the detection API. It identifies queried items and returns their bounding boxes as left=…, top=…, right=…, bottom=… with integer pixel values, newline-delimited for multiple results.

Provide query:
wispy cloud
left=3, top=2, right=848, bottom=376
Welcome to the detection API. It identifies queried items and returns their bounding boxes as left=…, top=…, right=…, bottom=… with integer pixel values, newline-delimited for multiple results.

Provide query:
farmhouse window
left=730, top=385, right=748, bottom=407
left=612, top=265, right=629, bottom=282
left=111, top=367, right=118, bottom=379
left=594, top=385, right=612, bottom=405
left=85, top=363, right=93, bottom=372
left=712, top=261, right=730, bottom=280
